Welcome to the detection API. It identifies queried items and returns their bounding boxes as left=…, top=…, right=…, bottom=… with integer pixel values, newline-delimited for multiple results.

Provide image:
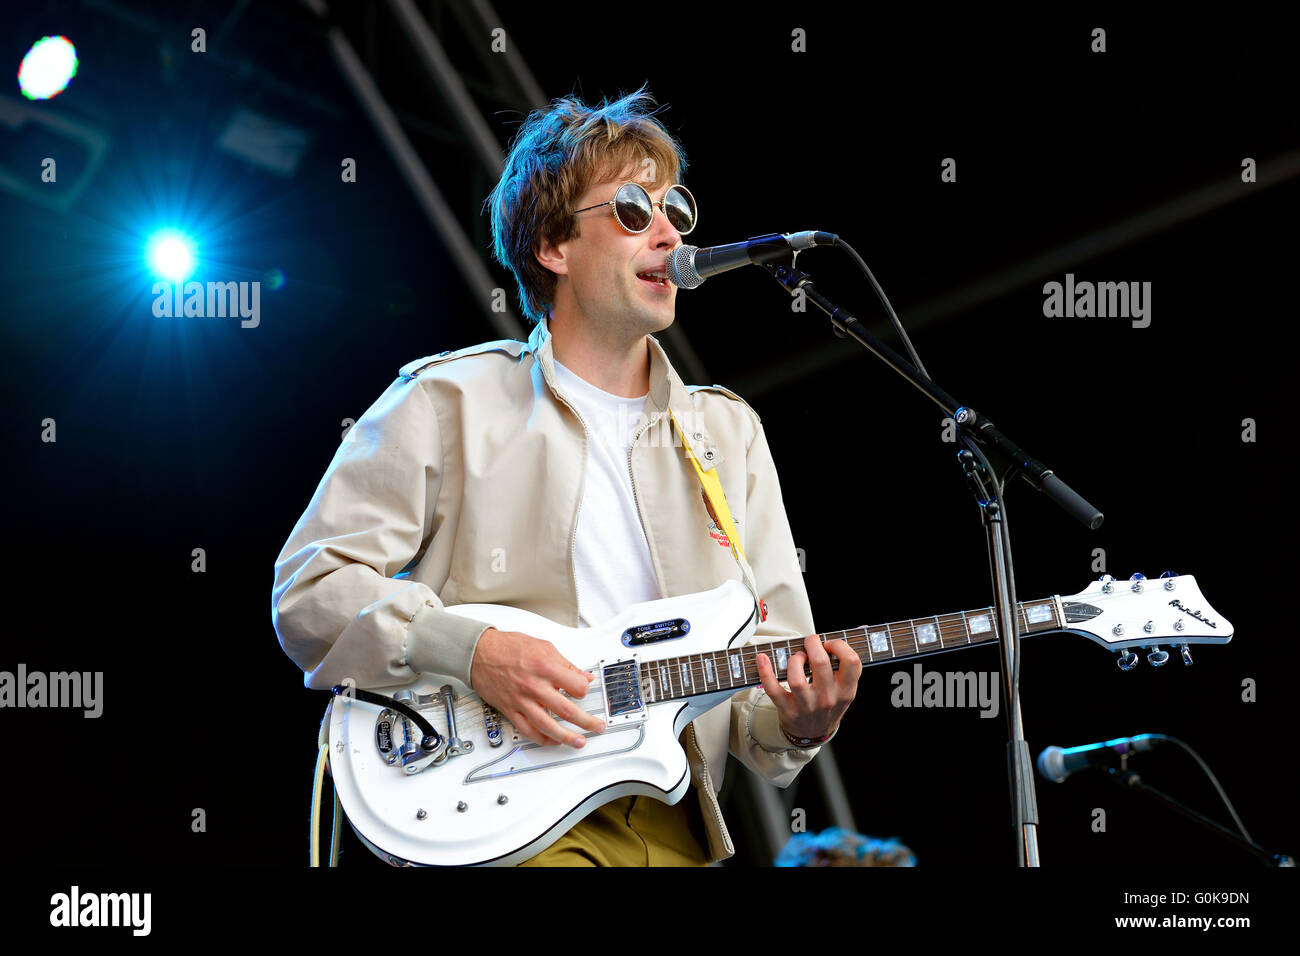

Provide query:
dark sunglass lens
left=613, top=184, right=653, bottom=232
left=664, top=186, right=696, bottom=233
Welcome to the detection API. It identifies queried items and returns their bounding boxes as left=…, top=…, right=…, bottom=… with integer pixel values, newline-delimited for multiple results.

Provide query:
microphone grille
left=666, top=245, right=703, bottom=289
left=1036, top=746, right=1066, bottom=783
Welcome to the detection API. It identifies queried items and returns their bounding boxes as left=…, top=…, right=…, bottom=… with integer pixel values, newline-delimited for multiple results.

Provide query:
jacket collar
left=525, top=315, right=698, bottom=429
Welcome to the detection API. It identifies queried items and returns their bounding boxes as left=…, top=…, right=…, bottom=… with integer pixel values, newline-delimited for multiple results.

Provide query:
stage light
left=147, top=231, right=196, bottom=282
left=18, top=36, right=78, bottom=101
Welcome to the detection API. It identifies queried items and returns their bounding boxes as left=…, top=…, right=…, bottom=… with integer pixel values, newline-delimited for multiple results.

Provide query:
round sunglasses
left=572, top=182, right=697, bottom=235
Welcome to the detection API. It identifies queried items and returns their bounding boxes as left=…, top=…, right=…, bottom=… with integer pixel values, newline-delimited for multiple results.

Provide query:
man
left=272, top=85, right=862, bottom=865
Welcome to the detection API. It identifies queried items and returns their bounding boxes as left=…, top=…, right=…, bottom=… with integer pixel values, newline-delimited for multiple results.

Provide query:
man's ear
left=534, top=235, right=569, bottom=278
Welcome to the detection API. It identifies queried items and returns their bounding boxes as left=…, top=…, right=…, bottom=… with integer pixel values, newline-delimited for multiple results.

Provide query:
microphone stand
left=1104, top=768, right=1294, bottom=866
left=759, top=253, right=1104, bottom=866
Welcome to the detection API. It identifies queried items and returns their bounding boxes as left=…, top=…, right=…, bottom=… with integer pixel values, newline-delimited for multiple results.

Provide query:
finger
left=552, top=655, right=596, bottom=699
left=548, top=689, right=606, bottom=735
left=805, top=635, right=835, bottom=688
left=509, top=710, right=548, bottom=748
left=756, top=653, right=793, bottom=710
left=825, top=639, right=863, bottom=682
left=525, top=701, right=587, bottom=749
left=785, top=651, right=815, bottom=709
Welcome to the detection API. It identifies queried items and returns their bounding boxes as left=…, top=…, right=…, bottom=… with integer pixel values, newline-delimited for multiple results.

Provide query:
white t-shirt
left=552, top=360, right=662, bottom=627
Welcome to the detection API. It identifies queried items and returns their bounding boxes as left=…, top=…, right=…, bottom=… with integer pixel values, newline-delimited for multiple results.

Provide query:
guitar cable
left=310, top=739, right=342, bottom=867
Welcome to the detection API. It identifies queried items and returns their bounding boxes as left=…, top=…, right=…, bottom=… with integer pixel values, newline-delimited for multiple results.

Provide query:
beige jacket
left=272, top=316, right=833, bottom=862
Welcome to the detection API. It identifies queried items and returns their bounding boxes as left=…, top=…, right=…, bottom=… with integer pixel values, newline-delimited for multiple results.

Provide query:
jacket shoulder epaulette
left=399, top=339, right=525, bottom=380
left=687, top=383, right=761, bottom=424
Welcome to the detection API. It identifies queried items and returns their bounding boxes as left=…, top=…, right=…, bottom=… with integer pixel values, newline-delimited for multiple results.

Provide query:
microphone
left=1036, top=734, right=1167, bottom=783
left=666, top=231, right=837, bottom=289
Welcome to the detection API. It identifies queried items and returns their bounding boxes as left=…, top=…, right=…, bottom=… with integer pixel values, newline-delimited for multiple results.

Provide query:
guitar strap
left=668, top=409, right=767, bottom=622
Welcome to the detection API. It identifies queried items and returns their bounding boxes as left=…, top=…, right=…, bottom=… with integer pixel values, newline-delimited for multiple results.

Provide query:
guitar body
left=326, top=579, right=758, bottom=866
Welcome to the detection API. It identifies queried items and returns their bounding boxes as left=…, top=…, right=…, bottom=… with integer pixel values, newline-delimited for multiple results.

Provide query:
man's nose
left=647, top=204, right=680, bottom=246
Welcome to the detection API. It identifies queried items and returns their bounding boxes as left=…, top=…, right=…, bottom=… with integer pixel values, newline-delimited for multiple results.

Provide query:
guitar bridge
left=599, top=658, right=645, bottom=726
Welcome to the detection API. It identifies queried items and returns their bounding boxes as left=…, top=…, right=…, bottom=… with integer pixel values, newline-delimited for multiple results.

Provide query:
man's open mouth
left=636, top=270, right=669, bottom=286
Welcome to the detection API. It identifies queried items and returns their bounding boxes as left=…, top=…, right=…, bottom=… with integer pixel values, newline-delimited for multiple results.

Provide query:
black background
left=0, top=0, right=1292, bottom=934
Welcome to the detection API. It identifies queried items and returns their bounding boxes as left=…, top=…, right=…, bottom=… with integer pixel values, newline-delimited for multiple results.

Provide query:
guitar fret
left=642, top=594, right=1069, bottom=704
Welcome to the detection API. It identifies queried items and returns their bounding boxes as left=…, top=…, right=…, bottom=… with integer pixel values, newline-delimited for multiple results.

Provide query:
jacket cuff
left=749, top=703, right=840, bottom=754
left=404, top=604, right=493, bottom=690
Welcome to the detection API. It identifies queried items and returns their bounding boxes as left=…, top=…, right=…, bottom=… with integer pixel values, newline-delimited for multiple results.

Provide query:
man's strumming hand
left=470, top=628, right=606, bottom=749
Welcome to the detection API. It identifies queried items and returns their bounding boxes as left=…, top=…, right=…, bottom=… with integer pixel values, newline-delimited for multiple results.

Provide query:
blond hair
left=485, top=83, right=687, bottom=324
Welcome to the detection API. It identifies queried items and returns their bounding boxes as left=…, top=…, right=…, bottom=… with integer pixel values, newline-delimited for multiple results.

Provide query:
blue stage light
left=147, top=231, right=196, bottom=282
left=18, top=36, right=79, bottom=100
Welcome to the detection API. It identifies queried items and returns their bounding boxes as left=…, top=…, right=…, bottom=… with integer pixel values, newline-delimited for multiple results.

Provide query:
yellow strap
left=669, top=410, right=765, bottom=620
left=669, top=410, right=747, bottom=566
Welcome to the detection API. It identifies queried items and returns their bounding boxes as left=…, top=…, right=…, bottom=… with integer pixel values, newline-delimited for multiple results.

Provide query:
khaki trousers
left=518, top=792, right=710, bottom=867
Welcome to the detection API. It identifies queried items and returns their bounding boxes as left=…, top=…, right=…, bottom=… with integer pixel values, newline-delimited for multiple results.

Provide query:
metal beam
left=388, top=0, right=505, bottom=176
left=319, top=13, right=524, bottom=338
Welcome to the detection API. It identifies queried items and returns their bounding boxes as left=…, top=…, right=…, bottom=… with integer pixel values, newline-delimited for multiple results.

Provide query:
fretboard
left=639, top=597, right=1061, bottom=704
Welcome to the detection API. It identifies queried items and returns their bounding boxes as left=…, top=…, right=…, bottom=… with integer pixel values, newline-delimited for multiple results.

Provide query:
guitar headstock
left=1059, top=573, right=1232, bottom=668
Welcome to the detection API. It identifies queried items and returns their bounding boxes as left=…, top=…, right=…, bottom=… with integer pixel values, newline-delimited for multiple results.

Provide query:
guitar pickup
left=598, top=658, right=645, bottom=726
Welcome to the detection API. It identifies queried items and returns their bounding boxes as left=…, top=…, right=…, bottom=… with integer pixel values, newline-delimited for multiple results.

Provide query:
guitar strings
left=386, top=586, right=1200, bottom=736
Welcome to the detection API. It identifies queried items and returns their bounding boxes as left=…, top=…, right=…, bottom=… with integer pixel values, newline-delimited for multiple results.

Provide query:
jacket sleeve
left=271, top=374, right=491, bottom=693
left=727, top=418, right=839, bottom=787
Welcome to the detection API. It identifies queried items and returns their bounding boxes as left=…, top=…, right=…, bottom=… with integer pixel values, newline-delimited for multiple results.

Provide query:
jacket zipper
left=549, top=388, right=589, bottom=626
left=625, top=410, right=662, bottom=591
left=559, top=395, right=590, bottom=629
left=687, top=721, right=731, bottom=855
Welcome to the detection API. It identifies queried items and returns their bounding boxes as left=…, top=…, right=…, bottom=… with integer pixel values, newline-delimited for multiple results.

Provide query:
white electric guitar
left=323, top=572, right=1231, bottom=866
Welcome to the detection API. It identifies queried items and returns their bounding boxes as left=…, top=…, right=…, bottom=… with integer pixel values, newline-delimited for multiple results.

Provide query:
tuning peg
left=1180, top=644, right=1193, bottom=666
left=1100, top=574, right=1115, bottom=593
left=1117, top=651, right=1139, bottom=671
left=1146, top=645, right=1169, bottom=667
left=1161, top=571, right=1178, bottom=591
left=1130, top=572, right=1146, bottom=592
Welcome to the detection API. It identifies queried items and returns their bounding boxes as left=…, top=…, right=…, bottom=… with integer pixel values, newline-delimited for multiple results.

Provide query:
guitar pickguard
left=463, top=721, right=646, bottom=783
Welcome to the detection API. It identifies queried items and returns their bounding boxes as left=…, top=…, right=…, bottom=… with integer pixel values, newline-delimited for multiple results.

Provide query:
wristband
left=780, top=723, right=832, bottom=749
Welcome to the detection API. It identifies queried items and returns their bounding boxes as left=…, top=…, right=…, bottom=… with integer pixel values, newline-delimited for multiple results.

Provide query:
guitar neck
left=642, top=596, right=1062, bottom=704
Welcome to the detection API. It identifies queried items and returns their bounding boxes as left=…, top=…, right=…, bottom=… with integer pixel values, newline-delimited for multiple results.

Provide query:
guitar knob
left=1130, top=572, right=1146, bottom=592
left=1117, top=651, right=1139, bottom=671
left=1160, top=571, right=1178, bottom=591
left=1146, top=646, right=1169, bottom=667
left=1100, top=574, right=1115, bottom=594
left=1180, top=644, right=1193, bottom=666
